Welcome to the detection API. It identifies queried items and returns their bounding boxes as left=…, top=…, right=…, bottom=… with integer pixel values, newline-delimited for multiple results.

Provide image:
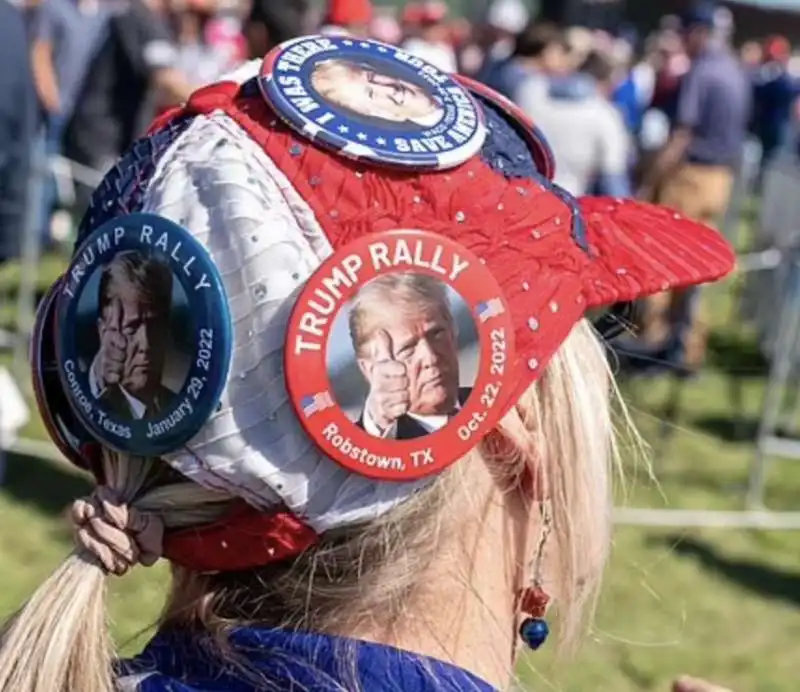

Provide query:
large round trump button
left=54, top=213, right=233, bottom=457
left=285, top=230, right=516, bottom=481
left=260, top=35, right=487, bottom=170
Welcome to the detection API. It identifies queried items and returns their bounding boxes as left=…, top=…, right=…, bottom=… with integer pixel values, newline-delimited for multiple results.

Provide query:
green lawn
left=0, top=255, right=799, bottom=691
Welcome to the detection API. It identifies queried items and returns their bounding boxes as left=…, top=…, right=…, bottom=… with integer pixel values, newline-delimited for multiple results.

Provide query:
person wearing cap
left=319, top=0, right=372, bottom=38
left=0, top=33, right=736, bottom=692
left=635, top=1, right=750, bottom=374
left=752, top=35, right=800, bottom=177
left=399, top=1, right=457, bottom=74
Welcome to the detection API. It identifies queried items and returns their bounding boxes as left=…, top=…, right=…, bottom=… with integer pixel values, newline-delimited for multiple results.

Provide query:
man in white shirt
left=351, top=273, right=469, bottom=441
left=521, top=50, right=631, bottom=198
left=88, top=251, right=176, bottom=420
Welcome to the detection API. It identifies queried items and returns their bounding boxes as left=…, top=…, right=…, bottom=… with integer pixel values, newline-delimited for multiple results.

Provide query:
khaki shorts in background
left=656, top=163, right=735, bottom=228
left=638, top=163, right=734, bottom=370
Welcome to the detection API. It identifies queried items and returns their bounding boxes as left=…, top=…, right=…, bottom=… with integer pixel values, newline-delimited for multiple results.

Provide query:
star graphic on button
left=359, top=42, right=370, bottom=48
left=339, top=126, right=350, bottom=133
left=377, top=47, right=388, bottom=53
left=357, top=133, right=368, bottom=141
left=376, top=137, right=387, bottom=145
left=343, top=40, right=353, bottom=46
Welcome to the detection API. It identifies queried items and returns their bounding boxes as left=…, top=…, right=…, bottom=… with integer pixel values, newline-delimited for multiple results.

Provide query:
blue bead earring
left=519, top=503, right=552, bottom=651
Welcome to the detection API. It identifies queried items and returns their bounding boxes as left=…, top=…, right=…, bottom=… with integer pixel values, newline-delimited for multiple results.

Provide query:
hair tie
left=71, top=486, right=164, bottom=575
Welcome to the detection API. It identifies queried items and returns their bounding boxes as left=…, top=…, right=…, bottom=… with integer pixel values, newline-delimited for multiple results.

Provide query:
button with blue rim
left=259, top=35, right=487, bottom=170
left=54, top=213, right=233, bottom=457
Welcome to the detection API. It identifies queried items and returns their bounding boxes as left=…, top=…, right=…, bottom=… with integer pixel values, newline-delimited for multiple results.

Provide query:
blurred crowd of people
left=2, top=0, right=800, bottom=276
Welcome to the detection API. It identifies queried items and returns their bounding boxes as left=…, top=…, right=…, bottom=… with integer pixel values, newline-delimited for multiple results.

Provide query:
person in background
left=0, top=0, right=38, bottom=265
left=472, top=0, right=529, bottom=93
left=400, top=1, right=457, bottom=73
left=493, top=22, right=570, bottom=108
left=649, top=28, right=690, bottom=122
left=62, top=0, right=193, bottom=214
left=636, top=1, right=750, bottom=374
left=739, top=40, right=763, bottom=72
left=167, top=0, right=232, bottom=89
left=369, top=9, right=402, bottom=46
left=532, top=50, right=631, bottom=198
left=244, top=0, right=308, bottom=61
left=28, top=0, right=110, bottom=246
left=319, top=0, right=371, bottom=38
left=752, top=35, right=800, bottom=175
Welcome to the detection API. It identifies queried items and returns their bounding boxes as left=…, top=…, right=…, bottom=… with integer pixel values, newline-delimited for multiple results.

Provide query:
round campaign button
left=54, top=213, right=234, bottom=457
left=285, top=230, right=516, bottom=482
left=259, top=35, right=487, bottom=170
left=31, top=277, right=102, bottom=475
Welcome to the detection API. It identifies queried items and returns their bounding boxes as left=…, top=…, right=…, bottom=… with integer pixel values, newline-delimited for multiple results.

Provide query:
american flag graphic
left=301, top=391, right=334, bottom=417
left=475, top=298, right=505, bottom=323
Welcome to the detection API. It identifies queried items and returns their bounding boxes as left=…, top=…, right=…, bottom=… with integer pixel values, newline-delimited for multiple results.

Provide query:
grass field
left=0, top=253, right=798, bottom=692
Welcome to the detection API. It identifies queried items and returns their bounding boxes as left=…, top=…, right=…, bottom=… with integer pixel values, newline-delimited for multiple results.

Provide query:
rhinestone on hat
left=522, top=281, right=530, bottom=291
left=528, top=358, right=539, bottom=370
left=289, top=143, right=303, bottom=157
left=455, top=211, right=466, bottom=223
left=528, top=317, right=540, bottom=331
left=549, top=301, right=559, bottom=313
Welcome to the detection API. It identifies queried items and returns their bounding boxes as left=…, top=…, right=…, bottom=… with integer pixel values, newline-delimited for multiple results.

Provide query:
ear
left=357, top=356, right=373, bottom=383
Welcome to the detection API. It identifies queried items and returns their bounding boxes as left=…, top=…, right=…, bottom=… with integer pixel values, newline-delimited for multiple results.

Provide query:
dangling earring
left=518, top=502, right=552, bottom=650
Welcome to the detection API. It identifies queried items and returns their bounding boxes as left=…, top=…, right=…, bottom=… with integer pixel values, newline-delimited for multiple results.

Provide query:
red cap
left=147, top=70, right=735, bottom=572
left=764, top=35, right=790, bottom=63
left=325, top=0, right=373, bottom=27
left=417, top=0, right=447, bottom=24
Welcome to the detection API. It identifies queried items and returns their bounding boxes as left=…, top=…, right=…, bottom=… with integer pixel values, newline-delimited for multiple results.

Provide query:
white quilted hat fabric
left=140, top=61, right=431, bottom=531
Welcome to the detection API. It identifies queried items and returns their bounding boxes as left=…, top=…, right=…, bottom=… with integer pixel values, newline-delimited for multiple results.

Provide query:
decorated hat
left=31, top=36, right=734, bottom=573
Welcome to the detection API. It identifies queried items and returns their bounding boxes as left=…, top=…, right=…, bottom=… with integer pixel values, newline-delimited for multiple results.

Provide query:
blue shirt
left=0, top=0, right=37, bottom=260
left=118, top=627, right=498, bottom=692
left=674, top=47, right=751, bottom=167
left=29, top=0, right=110, bottom=118
left=752, top=61, right=800, bottom=158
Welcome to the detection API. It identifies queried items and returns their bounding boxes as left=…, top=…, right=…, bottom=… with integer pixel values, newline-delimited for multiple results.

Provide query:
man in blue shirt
left=752, top=35, right=800, bottom=176
left=635, top=2, right=750, bottom=373
left=0, top=0, right=38, bottom=263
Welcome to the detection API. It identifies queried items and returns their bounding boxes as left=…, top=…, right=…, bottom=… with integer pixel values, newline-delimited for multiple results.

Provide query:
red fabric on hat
left=164, top=502, right=318, bottom=572
left=325, top=0, right=373, bottom=27
left=155, top=78, right=734, bottom=573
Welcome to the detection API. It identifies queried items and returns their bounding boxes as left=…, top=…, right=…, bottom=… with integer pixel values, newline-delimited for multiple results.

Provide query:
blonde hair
left=0, top=319, right=629, bottom=692
left=348, top=273, right=454, bottom=355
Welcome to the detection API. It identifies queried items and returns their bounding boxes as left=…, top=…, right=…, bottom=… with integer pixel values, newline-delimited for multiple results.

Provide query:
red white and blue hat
left=31, top=36, right=735, bottom=573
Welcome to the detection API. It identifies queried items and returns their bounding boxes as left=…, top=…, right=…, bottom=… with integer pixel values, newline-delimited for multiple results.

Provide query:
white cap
left=140, top=61, right=431, bottom=532
left=486, top=0, right=529, bottom=35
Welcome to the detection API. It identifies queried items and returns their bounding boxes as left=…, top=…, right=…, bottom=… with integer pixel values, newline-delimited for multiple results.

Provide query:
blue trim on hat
left=75, top=116, right=194, bottom=246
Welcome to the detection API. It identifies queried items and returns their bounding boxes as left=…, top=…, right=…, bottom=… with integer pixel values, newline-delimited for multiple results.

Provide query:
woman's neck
left=354, top=483, right=529, bottom=689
